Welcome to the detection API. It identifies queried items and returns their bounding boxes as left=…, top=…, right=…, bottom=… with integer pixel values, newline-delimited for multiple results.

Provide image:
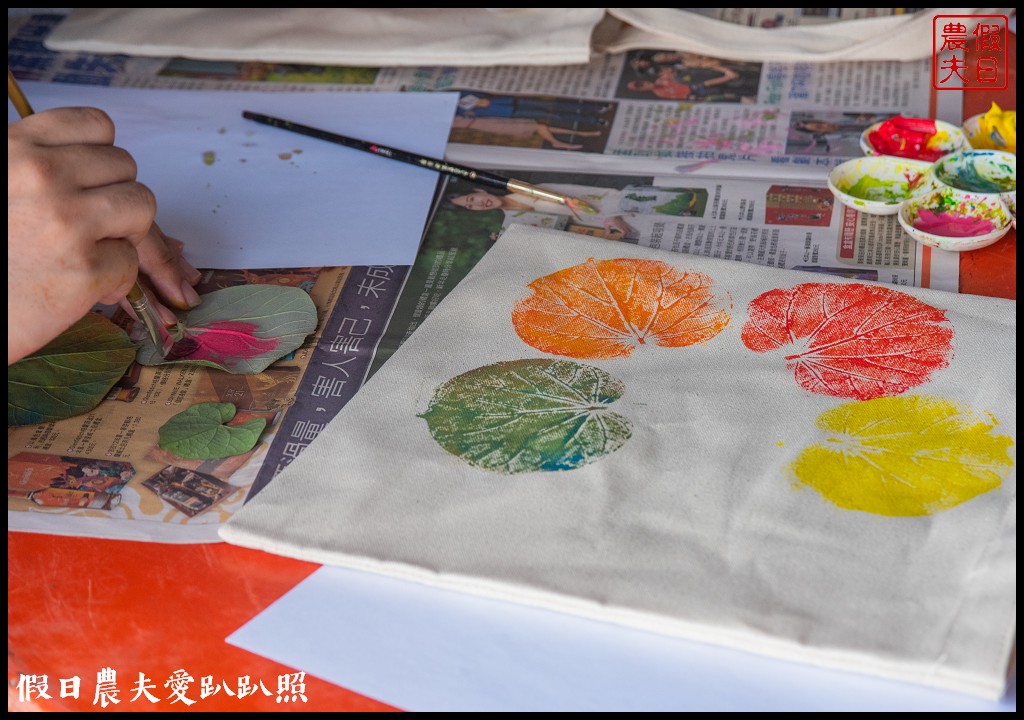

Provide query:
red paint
left=868, top=116, right=948, bottom=162
left=185, top=320, right=280, bottom=367
left=913, top=208, right=996, bottom=237
left=742, top=283, right=954, bottom=400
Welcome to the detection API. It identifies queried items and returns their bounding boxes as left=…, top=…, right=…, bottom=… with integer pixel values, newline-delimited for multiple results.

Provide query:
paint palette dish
left=827, top=156, right=936, bottom=215
left=962, top=102, right=1016, bottom=154
left=897, top=187, right=1013, bottom=252
left=932, top=149, right=1016, bottom=196
left=860, top=116, right=969, bottom=162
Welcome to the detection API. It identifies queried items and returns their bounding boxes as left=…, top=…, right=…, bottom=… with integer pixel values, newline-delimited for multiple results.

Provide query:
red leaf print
left=741, top=283, right=953, bottom=399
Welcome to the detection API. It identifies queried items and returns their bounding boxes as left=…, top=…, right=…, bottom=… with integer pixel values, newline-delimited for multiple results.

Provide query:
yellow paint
left=791, top=395, right=1014, bottom=516
left=777, top=441, right=785, bottom=447
left=978, top=102, right=1016, bottom=154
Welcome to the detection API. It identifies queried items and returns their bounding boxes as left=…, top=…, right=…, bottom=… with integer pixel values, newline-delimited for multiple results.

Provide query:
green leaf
left=158, top=402, right=267, bottom=459
left=136, top=285, right=318, bottom=374
left=419, top=359, right=632, bottom=474
left=8, top=313, right=136, bottom=427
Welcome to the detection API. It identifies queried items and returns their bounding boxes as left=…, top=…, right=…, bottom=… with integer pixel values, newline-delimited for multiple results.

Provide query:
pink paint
left=183, top=320, right=280, bottom=366
left=912, top=209, right=995, bottom=237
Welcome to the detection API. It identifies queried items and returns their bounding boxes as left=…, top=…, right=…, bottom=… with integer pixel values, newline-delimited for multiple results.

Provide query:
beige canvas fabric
left=44, top=8, right=607, bottom=67
left=600, top=8, right=1012, bottom=62
left=223, top=224, right=1016, bottom=700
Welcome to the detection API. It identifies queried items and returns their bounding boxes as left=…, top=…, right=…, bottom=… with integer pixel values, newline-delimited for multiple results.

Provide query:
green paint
left=419, top=359, right=632, bottom=474
left=843, top=174, right=906, bottom=202
left=202, top=150, right=216, bottom=166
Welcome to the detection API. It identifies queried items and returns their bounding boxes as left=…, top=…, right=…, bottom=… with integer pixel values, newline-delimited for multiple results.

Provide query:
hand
left=129, top=222, right=202, bottom=322
left=8, top=107, right=201, bottom=364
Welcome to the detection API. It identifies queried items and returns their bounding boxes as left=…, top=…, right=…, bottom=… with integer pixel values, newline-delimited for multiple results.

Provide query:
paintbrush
left=8, top=68, right=178, bottom=358
left=241, top=110, right=599, bottom=217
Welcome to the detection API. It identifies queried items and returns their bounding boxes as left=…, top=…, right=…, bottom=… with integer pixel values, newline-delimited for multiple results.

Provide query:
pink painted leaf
left=136, top=285, right=317, bottom=374
left=741, top=282, right=953, bottom=399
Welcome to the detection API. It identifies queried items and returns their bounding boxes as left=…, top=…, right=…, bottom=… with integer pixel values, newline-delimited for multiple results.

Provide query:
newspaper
left=6, top=11, right=1001, bottom=540
left=8, top=266, right=405, bottom=542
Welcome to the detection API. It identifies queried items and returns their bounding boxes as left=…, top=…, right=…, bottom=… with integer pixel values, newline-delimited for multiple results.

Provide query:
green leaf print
left=419, top=359, right=632, bottom=474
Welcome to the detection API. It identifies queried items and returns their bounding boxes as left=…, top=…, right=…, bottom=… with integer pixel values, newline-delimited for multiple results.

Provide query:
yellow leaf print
left=792, top=395, right=1014, bottom=516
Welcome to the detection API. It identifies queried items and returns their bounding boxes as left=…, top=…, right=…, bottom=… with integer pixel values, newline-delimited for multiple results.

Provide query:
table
left=8, top=11, right=1017, bottom=712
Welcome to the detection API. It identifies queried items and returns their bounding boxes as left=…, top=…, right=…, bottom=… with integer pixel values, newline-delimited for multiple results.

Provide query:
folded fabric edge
left=39, top=40, right=596, bottom=68
left=219, top=523, right=1011, bottom=702
left=598, top=7, right=1012, bottom=62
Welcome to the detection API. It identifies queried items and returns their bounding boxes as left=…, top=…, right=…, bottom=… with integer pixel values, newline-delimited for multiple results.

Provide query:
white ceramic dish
left=932, top=149, right=1016, bottom=195
left=827, top=156, right=935, bottom=215
left=962, top=111, right=1015, bottom=153
left=897, top=187, right=1013, bottom=252
left=860, top=117, right=968, bottom=162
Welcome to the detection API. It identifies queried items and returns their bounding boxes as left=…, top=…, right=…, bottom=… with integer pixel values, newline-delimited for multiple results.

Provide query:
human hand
left=7, top=107, right=200, bottom=365
left=130, top=222, right=202, bottom=321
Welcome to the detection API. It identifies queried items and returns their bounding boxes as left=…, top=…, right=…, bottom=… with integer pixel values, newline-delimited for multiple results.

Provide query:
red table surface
left=8, top=27, right=1017, bottom=714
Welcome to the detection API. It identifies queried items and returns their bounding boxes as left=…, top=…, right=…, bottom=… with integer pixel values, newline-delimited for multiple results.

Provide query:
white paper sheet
left=8, top=82, right=458, bottom=268
left=228, top=565, right=1016, bottom=712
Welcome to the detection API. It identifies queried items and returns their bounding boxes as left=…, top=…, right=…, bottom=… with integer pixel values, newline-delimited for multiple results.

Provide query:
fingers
left=24, top=143, right=140, bottom=190
left=11, top=106, right=117, bottom=146
left=136, top=223, right=203, bottom=312
left=75, top=181, right=158, bottom=247
left=91, top=238, right=142, bottom=306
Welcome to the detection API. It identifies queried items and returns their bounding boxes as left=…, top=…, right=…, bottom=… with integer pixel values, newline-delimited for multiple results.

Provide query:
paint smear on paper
left=419, top=359, right=632, bottom=474
left=202, top=150, right=216, bottom=165
left=742, top=283, right=953, bottom=400
left=791, top=395, right=1014, bottom=516
left=513, top=258, right=732, bottom=360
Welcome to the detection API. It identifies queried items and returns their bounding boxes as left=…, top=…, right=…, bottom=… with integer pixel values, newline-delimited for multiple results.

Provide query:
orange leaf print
left=742, top=283, right=953, bottom=399
left=513, top=258, right=732, bottom=359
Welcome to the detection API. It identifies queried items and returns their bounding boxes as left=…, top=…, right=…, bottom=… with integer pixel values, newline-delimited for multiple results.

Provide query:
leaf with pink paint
left=741, top=282, right=953, bottom=400
left=136, top=285, right=318, bottom=374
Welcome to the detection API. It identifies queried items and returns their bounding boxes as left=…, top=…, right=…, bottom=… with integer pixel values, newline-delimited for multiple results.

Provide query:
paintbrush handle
left=241, top=110, right=572, bottom=206
left=242, top=110, right=509, bottom=188
left=8, top=68, right=34, bottom=117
